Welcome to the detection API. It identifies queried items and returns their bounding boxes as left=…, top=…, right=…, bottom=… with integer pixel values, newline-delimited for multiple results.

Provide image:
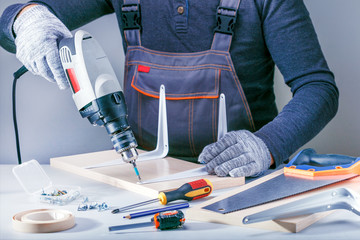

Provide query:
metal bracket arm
left=243, top=187, right=360, bottom=225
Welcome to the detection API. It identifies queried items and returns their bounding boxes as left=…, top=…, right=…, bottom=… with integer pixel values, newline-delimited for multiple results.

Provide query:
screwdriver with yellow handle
left=111, top=179, right=213, bottom=214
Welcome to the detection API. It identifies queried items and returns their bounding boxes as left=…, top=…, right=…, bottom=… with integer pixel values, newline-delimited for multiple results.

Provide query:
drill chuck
left=78, top=91, right=139, bottom=162
left=111, top=130, right=138, bottom=162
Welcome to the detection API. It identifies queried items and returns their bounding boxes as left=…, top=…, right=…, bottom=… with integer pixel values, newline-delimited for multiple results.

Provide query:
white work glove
left=198, top=130, right=271, bottom=177
left=13, top=5, right=72, bottom=89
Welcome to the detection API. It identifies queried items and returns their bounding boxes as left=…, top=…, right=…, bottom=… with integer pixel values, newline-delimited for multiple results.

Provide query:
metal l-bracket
left=84, top=85, right=169, bottom=169
left=217, top=93, right=227, bottom=141
left=243, top=187, right=360, bottom=225
left=140, top=94, right=228, bottom=184
left=137, top=84, right=169, bottom=161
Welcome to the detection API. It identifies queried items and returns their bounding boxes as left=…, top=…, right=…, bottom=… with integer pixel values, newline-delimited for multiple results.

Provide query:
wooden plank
left=186, top=169, right=360, bottom=233
left=50, top=149, right=244, bottom=198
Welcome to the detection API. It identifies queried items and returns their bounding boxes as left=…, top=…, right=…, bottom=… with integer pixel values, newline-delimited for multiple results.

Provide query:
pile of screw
left=39, top=188, right=80, bottom=205
left=41, top=189, right=67, bottom=196
left=78, top=197, right=109, bottom=212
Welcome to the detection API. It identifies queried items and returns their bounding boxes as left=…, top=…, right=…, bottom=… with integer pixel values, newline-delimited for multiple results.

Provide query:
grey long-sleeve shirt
left=0, top=0, right=339, bottom=166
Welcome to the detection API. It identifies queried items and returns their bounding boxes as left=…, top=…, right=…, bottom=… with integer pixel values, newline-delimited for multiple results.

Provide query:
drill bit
left=131, top=160, right=142, bottom=182
left=120, top=148, right=141, bottom=182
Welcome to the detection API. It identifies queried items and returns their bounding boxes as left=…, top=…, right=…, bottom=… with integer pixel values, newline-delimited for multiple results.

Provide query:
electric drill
left=58, top=30, right=141, bottom=181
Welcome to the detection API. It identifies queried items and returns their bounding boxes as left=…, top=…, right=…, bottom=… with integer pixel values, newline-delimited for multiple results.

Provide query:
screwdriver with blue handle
left=111, top=179, right=213, bottom=214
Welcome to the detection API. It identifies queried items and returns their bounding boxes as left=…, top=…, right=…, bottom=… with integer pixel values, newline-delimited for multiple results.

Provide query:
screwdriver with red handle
left=111, top=179, right=213, bottom=214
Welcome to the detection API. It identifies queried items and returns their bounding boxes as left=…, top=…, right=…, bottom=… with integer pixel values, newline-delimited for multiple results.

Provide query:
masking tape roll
left=12, top=209, right=75, bottom=233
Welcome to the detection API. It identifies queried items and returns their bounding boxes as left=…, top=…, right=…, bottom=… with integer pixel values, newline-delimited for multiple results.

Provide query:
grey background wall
left=0, top=0, right=359, bottom=164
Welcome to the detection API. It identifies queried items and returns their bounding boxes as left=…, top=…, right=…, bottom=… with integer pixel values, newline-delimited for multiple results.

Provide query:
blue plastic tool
left=284, top=148, right=360, bottom=177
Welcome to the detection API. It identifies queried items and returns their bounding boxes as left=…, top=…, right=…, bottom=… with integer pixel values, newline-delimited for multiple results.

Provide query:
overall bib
left=122, top=0, right=255, bottom=158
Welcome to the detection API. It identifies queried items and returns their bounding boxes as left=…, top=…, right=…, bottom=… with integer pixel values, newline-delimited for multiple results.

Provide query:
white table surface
left=1, top=164, right=359, bottom=240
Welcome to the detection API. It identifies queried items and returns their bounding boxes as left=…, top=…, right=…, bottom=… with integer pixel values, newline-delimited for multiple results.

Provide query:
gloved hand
left=13, top=5, right=72, bottom=89
left=198, top=130, right=271, bottom=177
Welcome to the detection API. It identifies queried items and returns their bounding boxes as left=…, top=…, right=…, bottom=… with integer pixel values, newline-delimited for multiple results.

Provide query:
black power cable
left=12, top=66, right=28, bottom=165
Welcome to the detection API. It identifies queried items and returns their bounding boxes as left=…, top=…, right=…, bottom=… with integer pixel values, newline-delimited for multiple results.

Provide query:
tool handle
left=158, top=179, right=213, bottom=205
left=285, top=148, right=360, bottom=177
left=153, top=210, right=185, bottom=230
left=290, top=149, right=358, bottom=166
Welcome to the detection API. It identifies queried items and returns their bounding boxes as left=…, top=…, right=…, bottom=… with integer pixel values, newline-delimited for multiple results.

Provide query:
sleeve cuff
left=254, top=130, right=284, bottom=168
left=0, top=3, right=37, bottom=53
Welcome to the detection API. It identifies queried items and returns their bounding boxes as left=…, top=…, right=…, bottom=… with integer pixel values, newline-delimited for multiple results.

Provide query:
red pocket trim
left=138, top=65, right=150, bottom=73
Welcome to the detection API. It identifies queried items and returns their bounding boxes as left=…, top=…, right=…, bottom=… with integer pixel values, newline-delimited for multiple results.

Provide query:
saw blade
left=203, top=173, right=356, bottom=214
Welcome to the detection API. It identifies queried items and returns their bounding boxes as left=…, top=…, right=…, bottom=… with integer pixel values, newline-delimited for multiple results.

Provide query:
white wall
left=0, top=0, right=359, bottom=164
left=274, top=0, right=360, bottom=158
left=0, top=0, right=125, bottom=164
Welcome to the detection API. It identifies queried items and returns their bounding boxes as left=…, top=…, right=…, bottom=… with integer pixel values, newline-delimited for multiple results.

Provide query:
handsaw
left=204, top=149, right=360, bottom=214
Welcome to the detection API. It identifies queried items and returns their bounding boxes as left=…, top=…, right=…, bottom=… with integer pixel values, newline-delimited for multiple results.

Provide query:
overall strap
left=211, top=0, right=241, bottom=52
left=122, top=0, right=142, bottom=46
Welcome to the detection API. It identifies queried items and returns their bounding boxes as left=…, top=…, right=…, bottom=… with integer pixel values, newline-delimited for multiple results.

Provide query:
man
left=0, top=0, right=338, bottom=178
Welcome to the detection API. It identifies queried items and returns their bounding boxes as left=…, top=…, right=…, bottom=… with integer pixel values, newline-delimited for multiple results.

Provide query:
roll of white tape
left=13, top=209, right=75, bottom=233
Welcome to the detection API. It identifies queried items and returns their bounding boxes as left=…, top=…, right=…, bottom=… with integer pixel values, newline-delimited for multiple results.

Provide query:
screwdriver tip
left=111, top=209, right=120, bottom=214
left=137, top=174, right=142, bottom=182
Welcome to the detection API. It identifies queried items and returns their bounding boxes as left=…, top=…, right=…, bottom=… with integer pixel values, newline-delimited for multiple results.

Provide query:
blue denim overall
left=122, top=0, right=255, bottom=158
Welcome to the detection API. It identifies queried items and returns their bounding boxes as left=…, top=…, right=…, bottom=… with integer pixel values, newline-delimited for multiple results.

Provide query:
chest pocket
left=124, top=49, right=228, bottom=157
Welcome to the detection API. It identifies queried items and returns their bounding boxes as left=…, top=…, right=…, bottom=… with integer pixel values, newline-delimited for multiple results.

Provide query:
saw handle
left=284, top=148, right=360, bottom=177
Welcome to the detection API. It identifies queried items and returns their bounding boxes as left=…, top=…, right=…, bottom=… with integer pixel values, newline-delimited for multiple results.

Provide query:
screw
left=77, top=204, right=89, bottom=211
left=82, top=196, right=89, bottom=203
left=89, top=202, right=99, bottom=209
left=98, top=202, right=109, bottom=211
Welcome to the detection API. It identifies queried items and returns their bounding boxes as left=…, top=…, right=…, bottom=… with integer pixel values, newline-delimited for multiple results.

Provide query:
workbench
left=1, top=164, right=359, bottom=240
